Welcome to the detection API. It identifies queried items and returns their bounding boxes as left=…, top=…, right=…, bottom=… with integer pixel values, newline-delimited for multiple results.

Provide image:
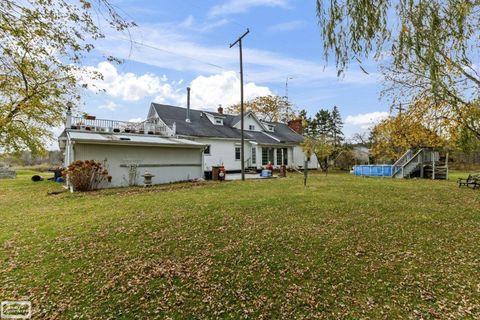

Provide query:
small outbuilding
left=58, top=111, right=205, bottom=188
left=0, top=163, right=16, bottom=179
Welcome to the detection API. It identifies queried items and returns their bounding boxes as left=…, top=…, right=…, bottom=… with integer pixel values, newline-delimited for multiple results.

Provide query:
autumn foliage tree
left=370, top=113, right=446, bottom=162
left=226, top=95, right=298, bottom=123
left=0, top=0, right=134, bottom=155
left=302, top=135, right=334, bottom=174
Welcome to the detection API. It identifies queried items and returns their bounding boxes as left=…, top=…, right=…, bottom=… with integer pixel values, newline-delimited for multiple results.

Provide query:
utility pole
left=393, top=103, right=404, bottom=115
left=230, top=28, right=249, bottom=181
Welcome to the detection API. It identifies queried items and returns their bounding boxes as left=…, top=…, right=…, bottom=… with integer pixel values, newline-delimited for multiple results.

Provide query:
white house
left=58, top=110, right=205, bottom=188
left=147, top=102, right=318, bottom=173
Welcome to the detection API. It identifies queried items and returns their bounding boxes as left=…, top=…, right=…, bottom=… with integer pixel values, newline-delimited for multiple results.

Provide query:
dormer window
left=267, top=125, right=274, bottom=132
left=214, top=118, right=223, bottom=125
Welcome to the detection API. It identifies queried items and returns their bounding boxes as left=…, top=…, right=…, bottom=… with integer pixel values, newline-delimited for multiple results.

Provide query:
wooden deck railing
left=69, top=116, right=170, bottom=135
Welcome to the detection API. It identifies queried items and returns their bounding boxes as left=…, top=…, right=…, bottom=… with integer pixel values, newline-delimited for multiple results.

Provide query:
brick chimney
left=288, top=119, right=303, bottom=134
left=217, top=104, right=223, bottom=114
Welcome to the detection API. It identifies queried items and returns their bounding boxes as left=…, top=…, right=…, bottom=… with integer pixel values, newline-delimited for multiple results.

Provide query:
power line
left=115, top=37, right=229, bottom=71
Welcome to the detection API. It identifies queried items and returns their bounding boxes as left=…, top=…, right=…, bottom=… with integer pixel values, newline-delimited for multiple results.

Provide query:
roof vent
left=186, top=87, right=191, bottom=123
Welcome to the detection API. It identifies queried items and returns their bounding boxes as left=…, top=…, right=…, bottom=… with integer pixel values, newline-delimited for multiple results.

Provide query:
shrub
left=62, top=160, right=111, bottom=191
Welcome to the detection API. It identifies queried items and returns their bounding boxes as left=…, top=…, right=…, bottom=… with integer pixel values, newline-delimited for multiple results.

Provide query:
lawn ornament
left=218, top=165, right=226, bottom=181
left=141, top=171, right=155, bottom=187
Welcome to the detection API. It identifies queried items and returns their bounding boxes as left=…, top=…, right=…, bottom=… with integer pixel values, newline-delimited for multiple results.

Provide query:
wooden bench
left=458, top=174, right=480, bottom=189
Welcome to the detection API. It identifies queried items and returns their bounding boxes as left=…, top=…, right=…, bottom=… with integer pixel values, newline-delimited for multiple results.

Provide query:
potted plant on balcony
left=83, top=114, right=96, bottom=120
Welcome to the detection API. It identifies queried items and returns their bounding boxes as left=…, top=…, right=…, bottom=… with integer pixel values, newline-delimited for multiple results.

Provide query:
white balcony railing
left=69, top=116, right=170, bottom=136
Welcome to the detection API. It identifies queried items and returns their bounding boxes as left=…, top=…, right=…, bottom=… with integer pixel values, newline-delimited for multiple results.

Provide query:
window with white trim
left=235, top=147, right=241, bottom=160
left=204, top=145, right=211, bottom=155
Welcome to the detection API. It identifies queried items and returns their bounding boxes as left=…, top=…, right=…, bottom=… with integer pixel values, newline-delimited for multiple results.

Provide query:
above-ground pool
left=353, top=165, right=392, bottom=177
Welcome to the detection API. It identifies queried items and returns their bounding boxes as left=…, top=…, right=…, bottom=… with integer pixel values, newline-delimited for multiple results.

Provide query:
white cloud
left=82, top=61, right=181, bottom=102
left=128, top=117, right=145, bottom=123
left=98, top=101, right=120, bottom=111
left=268, top=20, right=306, bottom=32
left=180, top=15, right=230, bottom=32
left=83, top=62, right=271, bottom=109
left=210, top=0, right=289, bottom=16
left=178, top=71, right=272, bottom=109
left=97, top=23, right=380, bottom=86
left=345, top=111, right=389, bottom=129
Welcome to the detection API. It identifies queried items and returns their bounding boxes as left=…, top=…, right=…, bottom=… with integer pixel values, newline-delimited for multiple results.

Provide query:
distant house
left=148, top=103, right=318, bottom=173
left=0, top=163, right=16, bottom=179
left=352, top=146, right=370, bottom=164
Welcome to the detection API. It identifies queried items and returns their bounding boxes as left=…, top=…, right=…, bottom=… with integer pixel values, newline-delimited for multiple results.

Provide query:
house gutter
left=71, top=139, right=206, bottom=149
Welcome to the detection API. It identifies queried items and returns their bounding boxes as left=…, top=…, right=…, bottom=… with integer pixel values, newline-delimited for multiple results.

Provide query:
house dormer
left=233, top=112, right=266, bottom=132
left=203, top=112, right=225, bottom=126
left=214, top=117, right=223, bottom=125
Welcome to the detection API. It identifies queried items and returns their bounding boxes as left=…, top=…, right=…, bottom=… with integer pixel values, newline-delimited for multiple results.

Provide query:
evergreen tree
left=329, top=106, right=344, bottom=147
left=302, top=106, right=345, bottom=171
left=312, top=109, right=331, bottom=136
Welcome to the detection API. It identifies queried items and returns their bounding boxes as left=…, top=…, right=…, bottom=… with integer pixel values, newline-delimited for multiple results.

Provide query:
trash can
left=212, top=166, right=220, bottom=181
left=204, top=171, right=212, bottom=180
left=279, top=165, right=287, bottom=177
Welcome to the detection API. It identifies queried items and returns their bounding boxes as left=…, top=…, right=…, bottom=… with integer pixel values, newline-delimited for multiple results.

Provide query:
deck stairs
left=392, top=149, right=421, bottom=178
left=245, top=166, right=258, bottom=174
left=391, top=149, right=448, bottom=179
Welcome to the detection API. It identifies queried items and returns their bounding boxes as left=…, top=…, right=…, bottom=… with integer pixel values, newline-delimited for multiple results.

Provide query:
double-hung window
left=235, top=147, right=241, bottom=160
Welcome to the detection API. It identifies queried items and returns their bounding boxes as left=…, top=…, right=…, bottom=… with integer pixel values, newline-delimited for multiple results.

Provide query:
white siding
left=73, top=143, right=203, bottom=187
left=233, top=114, right=264, bottom=132
left=192, top=137, right=318, bottom=171
left=292, top=145, right=319, bottom=169
left=193, top=138, right=251, bottom=171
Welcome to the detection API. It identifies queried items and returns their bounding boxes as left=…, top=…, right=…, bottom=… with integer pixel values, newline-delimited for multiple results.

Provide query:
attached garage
left=60, top=131, right=205, bottom=188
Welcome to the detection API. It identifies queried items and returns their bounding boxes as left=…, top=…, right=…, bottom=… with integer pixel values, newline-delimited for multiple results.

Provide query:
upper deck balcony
left=68, top=116, right=172, bottom=136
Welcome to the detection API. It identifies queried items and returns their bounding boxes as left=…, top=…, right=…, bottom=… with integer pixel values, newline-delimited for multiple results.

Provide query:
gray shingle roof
left=151, top=103, right=303, bottom=144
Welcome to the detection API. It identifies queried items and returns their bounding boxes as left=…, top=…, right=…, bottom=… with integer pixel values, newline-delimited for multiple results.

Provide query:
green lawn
left=1, top=170, right=479, bottom=319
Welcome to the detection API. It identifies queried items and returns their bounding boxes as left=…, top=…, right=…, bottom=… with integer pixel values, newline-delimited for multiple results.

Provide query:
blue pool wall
left=353, top=165, right=392, bottom=177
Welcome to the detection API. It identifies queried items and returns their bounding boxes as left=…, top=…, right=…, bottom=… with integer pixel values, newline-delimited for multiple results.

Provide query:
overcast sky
left=55, top=0, right=391, bottom=148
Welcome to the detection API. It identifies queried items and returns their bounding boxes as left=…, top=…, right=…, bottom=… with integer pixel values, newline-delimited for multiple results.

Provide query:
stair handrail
left=400, top=149, right=424, bottom=177
left=392, top=149, right=413, bottom=176
left=393, top=149, right=413, bottom=167
left=244, top=157, right=251, bottom=168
